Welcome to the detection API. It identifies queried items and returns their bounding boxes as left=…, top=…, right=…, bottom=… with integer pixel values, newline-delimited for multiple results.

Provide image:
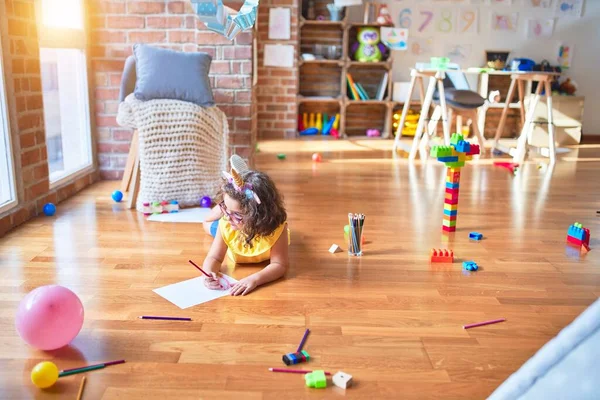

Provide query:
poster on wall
left=526, top=19, right=554, bottom=38
left=527, top=0, right=552, bottom=8
left=381, top=28, right=409, bottom=51
left=264, top=44, right=294, bottom=67
left=491, top=12, right=519, bottom=32
left=557, top=43, right=573, bottom=68
left=410, top=37, right=434, bottom=56
left=457, top=8, right=478, bottom=34
left=555, top=0, right=584, bottom=17
left=268, top=8, right=291, bottom=40
left=446, top=44, right=472, bottom=64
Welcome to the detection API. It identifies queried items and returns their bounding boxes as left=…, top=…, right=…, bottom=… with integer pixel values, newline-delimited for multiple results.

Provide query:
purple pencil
left=139, top=316, right=192, bottom=321
left=463, top=318, right=506, bottom=330
left=61, top=359, right=125, bottom=373
left=296, top=328, right=310, bottom=352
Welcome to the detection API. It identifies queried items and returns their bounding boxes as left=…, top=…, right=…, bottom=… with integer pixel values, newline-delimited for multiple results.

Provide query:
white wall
left=369, top=0, right=600, bottom=135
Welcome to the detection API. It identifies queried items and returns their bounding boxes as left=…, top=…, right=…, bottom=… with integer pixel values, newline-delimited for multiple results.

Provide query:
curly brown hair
left=218, top=170, right=287, bottom=247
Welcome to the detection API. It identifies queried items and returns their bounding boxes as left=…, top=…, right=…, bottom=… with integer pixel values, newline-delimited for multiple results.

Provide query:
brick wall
left=0, top=0, right=98, bottom=237
left=89, top=0, right=256, bottom=179
left=255, top=0, right=298, bottom=139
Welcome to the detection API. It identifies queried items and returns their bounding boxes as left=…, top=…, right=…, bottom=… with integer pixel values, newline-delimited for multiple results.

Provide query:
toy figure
left=351, top=27, right=388, bottom=62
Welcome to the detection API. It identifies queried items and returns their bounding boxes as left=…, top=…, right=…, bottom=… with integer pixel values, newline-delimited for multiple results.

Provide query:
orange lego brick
left=430, top=248, right=454, bottom=263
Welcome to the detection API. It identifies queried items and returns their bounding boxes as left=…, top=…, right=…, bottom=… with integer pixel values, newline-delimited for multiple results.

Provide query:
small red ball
left=312, top=153, right=322, bottom=162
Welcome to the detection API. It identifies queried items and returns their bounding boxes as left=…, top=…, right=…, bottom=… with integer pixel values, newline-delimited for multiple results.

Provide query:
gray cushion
left=119, top=56, right=136, bottom=103
left=433, top=88, right=485, bottom=109
left=133, top=44, right=214, bottom=107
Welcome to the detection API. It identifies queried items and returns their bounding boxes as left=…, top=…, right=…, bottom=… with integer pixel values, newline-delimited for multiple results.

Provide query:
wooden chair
left=117, top=56, right=140, bottom=209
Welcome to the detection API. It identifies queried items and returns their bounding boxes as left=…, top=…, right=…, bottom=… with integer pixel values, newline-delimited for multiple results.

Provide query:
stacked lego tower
left=431, top=133, right=480, bottom=232
left=567, top=222, right=591, bottom=252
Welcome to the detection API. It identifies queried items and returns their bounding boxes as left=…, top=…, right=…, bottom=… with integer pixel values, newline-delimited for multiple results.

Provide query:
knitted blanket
left=117, top=94, right=229, bottom=211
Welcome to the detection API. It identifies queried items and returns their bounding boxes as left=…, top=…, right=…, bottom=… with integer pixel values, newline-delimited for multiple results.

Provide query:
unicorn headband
left=222, top=163, right=261, bottom=204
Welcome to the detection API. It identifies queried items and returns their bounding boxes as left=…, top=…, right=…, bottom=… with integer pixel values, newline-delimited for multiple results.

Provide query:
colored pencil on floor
left=296, top=329, right=310, bottom=352
left=59, top=364, right=105, bottom=378
left=138, top=316, right=192, bottom=321
left=463, top=318, right=506, bottom=329
left=269, top=368, right=331, bottom=375
left=61, top=359, right=125, bottom=374
left=76, top=376, right=86, bottom=400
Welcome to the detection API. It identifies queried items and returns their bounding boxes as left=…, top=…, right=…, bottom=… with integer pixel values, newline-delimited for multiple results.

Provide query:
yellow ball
left=31, top=361, right=59, bottom=389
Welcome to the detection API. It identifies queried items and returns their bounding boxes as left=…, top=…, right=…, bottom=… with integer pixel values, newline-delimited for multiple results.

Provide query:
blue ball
left=462, top=261, right=478, bottom=271
left=43, top=203, right=56, bottom=217
left=200, top=196, right=212, bottom=208
left=112, top=190, right=123, bottom=202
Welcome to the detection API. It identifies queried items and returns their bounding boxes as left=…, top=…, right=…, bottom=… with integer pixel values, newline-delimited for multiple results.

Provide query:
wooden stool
left=120, top=131, right=140, bottom=209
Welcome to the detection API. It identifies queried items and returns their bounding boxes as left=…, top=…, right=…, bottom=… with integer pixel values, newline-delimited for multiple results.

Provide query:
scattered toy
left=566, top=222, right=590, bottom=250
left=430, top=249, right=454, bottom=263
left=111, top=190, right=123, bottom=202
left=463, top=261, right=478, bottom=271
left=200, top=196, right=212, bottom=208
left=469, top=232, right=483, bottom=241
left=463, top=318, right=506, bottom=330
left=305, top=370, right=327, bottom=389
left=329, top=244, right=342, bottom=254
left=277, top=154, right=286, bottom=160
left=283, top=350, right=310, bottom=366
left=43, top=203, right=56, bottom=216
left=312, top=153, right=322, bottom=162
left=332, top=371, right=353, bottom=389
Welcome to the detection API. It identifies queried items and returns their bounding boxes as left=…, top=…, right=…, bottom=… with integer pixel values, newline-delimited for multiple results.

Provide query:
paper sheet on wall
left=147, top=207, right=212, bottom=223
left=380, top=28, right=408, bottom=51
left=334, top=0, right=362, bottom=6
left=526, top=19, right=554, bottom=38
left=153, top=275, right=238, bottom=309
left=555, top=0, right=584, bottom=17
left=268, top=8, right=291, bottom=40
left=264, top=44, right=294, bottom=68
left=491, top=12, right=519, bottom=32
left=557, top=43, right=574, bottom=69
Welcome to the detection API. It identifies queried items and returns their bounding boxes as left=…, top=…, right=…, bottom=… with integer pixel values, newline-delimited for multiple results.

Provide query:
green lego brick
left=445, top=161, right=465, bottom=168
left=305, top=370, right=327, bottom=389
left=450, top=133, right=464, bottom=145
left=431, top=145, right=453, bottom=158
left=301, top=350, right=310, bottom=361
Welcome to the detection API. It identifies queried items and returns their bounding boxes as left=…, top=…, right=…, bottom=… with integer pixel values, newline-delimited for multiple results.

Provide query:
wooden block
left=329, top=244, right=342, bottom=254
left=332, top=371, right=353, bottom=389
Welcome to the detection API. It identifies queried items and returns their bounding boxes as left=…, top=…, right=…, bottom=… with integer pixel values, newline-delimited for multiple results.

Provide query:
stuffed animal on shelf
left=351, top=27, right=388, bottom=62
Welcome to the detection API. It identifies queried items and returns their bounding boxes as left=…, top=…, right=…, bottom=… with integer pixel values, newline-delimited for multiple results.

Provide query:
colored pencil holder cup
left=347, top=215, right=364, bottom=257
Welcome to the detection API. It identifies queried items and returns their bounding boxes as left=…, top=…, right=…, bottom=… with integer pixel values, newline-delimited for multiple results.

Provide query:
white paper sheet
left=268, top=8, right=290, bottom=40
left=147, top=207, right=212, bottom=223
left=264, top=44, right=294, bottom=68
left=153, top=275, right=238, bottom=309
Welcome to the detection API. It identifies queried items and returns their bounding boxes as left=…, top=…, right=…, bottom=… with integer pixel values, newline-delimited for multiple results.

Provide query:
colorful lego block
left=282, top=350, right=310, bottom=366
left=431, top=145, right=454, bottom=158
left=442, top=217, right=456, bottom=226
left=445, top=187, right=460, bottom=196
left=443, top=209, right=458, bottom=216
left=454, top=140, right=471, bottom=153
left=566, top=223, right=590, bottom=249
left=430, top=248, right=454, bottom=263
left=450, top=133, right=464, bottom=145
left=445, top=182, right=460, bottom=189
left=305, top=370, right=327, bottom=389
left=444, top=195, right=459, bottom=204
left=438, top=156, right=459, bottom=162
left=444, top=203, right=458, bottom=211
left=442, top=225, right=456, bottom=232
left=467, top=144, right=481, bottom=156
left=463, top=261, right=478, bottom=271
left=332, top=371, right=353, bottom=389
left=443, top=215, right=457, bottom=222
left=469, top=232, right=483, bottom=240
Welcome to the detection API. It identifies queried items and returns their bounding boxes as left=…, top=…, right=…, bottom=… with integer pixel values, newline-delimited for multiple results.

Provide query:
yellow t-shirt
left=219, top=218, right=290, bottom=264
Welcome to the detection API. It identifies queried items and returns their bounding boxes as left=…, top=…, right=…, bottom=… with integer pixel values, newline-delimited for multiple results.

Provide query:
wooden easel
left=120, top=131, right=140, bottom=209
left=493, top=73, right=558, bottom=164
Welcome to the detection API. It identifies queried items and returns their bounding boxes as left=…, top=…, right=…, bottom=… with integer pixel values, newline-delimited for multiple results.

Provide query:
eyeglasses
left=219, top=201, right=244, bottom=224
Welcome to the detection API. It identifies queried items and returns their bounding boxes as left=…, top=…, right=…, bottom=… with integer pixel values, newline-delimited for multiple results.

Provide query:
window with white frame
left=0, top=33, right=17, bottom=213
left=38, top=0, right=92, bottom=184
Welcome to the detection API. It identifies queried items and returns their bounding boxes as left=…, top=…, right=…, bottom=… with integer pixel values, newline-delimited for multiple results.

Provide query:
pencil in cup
left=347, top=213, right=364, bottom=256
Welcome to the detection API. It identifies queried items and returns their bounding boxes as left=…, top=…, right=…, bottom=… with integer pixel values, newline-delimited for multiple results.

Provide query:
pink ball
left=312, top=153, right=322, bottom=162
left=15, top=285, right=84, bottom=350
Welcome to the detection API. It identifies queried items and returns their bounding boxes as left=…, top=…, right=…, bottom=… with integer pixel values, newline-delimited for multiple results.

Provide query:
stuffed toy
left=351, top=27, right=388, bottom=62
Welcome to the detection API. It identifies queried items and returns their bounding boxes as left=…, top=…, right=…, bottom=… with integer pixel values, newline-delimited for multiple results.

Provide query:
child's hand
left=230, top=275, right=259, bottom=296
left=204, top=272, right=223, bottom=290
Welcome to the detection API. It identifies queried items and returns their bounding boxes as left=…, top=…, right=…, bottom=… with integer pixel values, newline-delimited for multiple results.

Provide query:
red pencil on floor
left=269, top=368, right=331, bottom=375
left=188, top=259, right=211, bottom=278
left=463, top=318, right=506, bottom=329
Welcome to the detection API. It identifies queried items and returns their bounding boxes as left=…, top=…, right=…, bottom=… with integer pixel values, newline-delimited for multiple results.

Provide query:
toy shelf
left=297, top=5, right=394, bottom=138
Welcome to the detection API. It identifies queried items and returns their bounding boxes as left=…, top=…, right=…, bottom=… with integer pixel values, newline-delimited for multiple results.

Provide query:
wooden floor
left=1, top=139, right=599, bottom=399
